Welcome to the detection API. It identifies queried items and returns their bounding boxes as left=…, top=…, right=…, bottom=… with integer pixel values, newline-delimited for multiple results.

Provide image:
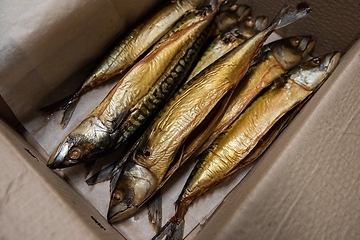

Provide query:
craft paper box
left=1, top=0, right=360, bottom=239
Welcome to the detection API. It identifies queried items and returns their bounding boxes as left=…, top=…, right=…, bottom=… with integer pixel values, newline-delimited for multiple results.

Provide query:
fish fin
left=39, top=92, right=79, bottom=128
left=269, top=2, right=311, bottom=30
left=91, top=136, right=142, bottom=191
left=109, top=166, right=123, bottom=193
left=85, top=160, right=121, bottom=185
left=86, top=135, right=141, bottom=185
left=83, top=161, right=96, bottom=179
left=60, top=98, right=79, bottom=129
left=111, top=108, right=130, bottom=133
left=40, top=94, right=74, bottom=113
left=152, top=216, right=184, bottom=240
left=147, top=189, right=163, bottom=234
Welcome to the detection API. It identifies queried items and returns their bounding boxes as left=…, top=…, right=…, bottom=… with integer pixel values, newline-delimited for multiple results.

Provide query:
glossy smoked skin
left=177, top=52, right=341, bottom=215
left=183, top=36, right=315, bottom=161
left=76, top=0, right=204, bottom=96
left=57, top=0, right=205, bottom=128
left=187, top=15, right=268, bottom=80
left=180, top=77, right=312, bottom=207
left=133, top=25, right=276, bottom=186
left=47, top=9, right=214, bottom=169
left=107, top=15, right=283, bottom=223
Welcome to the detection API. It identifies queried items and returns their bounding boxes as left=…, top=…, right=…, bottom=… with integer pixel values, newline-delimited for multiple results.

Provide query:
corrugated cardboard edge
left=0, top=118, right=123, bottom=240
left=192, top=39, right=360, bottom=240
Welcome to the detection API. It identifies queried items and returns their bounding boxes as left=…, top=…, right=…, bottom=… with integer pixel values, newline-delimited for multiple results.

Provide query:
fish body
left=184, top=35, right=316, bottom=161
left=47, top=8, right=215, bottom=169
left=57, top=0, right=204, bottom=127
left=187, top=14, right=268, bottom=80
left=153, top=52, right=341, bottom=240
left=107, top=2, right=311, bottom=223
left=179, top=16, right=270, bottom=160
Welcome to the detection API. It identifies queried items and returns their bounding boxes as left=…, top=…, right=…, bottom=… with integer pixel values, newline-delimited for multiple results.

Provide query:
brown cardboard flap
left=195, top=38, right=360, bottom=240
left=0, top=0, right=162, bottom=126
left=0, top=118, right=122, bottom=240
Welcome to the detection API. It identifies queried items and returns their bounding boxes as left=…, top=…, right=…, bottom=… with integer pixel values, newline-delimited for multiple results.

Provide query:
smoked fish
left=47, top=7, right=216, bottom=169
left=187, top=14, right=268, bottom=80
left=183, top=36, right=316, bottom=162
left=106, top=2, right=311, bottom=223
left=152, top=52, right=341, bottom=240
left=57, top=0, right=205, bottom=128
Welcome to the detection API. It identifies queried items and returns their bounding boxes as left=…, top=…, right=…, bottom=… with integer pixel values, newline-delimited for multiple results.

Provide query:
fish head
left=236, top=5, right=252, bottom=22
left=271, top=36, right=316, bottom=70
left=107, top=160, right=157, bottom=223
left=215, top=2, right=251, bottom=32
left=289, top=51, right=342, bottom=90
left=215, top=11, right=240, bottom=33
left=235, top=15, right=268, bottom=40
left=47, top=117, right=110, bottom=168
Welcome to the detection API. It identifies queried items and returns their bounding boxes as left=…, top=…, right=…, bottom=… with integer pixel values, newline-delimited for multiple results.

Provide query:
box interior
left=1, top=0, right=360, bottom=239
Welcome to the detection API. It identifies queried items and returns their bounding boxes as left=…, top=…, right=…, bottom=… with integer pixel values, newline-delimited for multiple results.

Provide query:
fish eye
left=144, top=150, right=151, bottom=157
left=246, top=18, right=254, bottom=27
left=230, top=4, right=238, bottom=11
left=69, top=147, right=81, bottom=160
left=312, top=57, right=321, bottom=65
left=291, top=38, right=300, bottom=47
left=113, top=191, right=123, bottom=202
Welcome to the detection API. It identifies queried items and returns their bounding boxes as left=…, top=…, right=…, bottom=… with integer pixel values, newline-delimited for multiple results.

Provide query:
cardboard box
left=1, top=0, right=360, bottom=239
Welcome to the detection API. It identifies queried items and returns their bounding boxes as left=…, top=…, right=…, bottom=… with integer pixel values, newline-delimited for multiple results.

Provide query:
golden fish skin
left=180, top=52, right=341, bottom=206
left=57, top=0, right=204, bottom=127
left=107, top=2, right=311, bottom=224
left=153, top=52, right=341, bottom=240
left=84, top=0, right=202, bottom=82
left=184, top=36, right=316, bottom=161
left=85, top=0, right=204, bottom=81
left=108, top=21, right=264, bottom=223
left=187, top=15, right=268, bottom=80
left=47, top=8, right=215, bottom=169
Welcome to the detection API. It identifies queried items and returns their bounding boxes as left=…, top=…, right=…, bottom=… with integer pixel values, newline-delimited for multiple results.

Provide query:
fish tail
left=152, top=215, right=185, bottom=240
left=268, top=2, right=311, bottom=30
left=39, top=91, right=77, bottom=114
left=60, top=96, right=79, bottom=129
left=152, top=199, right=190, bottom=240
left=147, top=189, right=163, bottom=234
left=39, top=89, right=80, bottom=129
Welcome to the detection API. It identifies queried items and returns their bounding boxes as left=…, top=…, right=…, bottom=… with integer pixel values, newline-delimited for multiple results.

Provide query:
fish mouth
left=324, top=51, right=341, bottom=73
left=46, top=142, right=76, bottom=169
left=299, top=36, right=315, bottom=57
left=46, top=158, right=76, bottom=169
left=107, top=202, right=136, bottom=223
left=47, top=155, right=76, bottom=169
left=47, top=147, right=66, bottom=169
